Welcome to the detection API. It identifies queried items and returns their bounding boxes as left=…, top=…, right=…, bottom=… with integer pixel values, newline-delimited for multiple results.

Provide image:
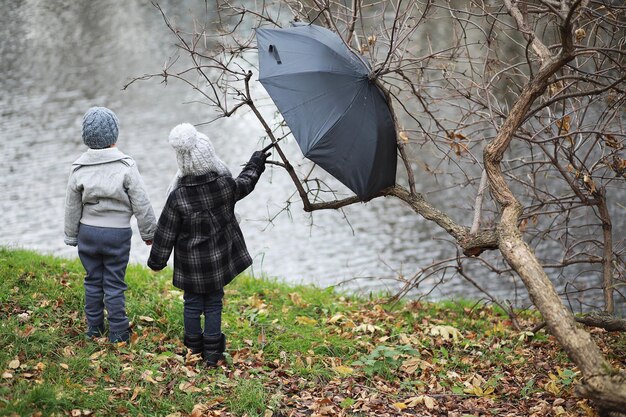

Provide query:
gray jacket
left=64, top=147, right=156, bottom=246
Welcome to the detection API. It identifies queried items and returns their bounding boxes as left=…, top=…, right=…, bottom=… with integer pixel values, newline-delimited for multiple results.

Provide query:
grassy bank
left=0, top=248, right=623, bottom=417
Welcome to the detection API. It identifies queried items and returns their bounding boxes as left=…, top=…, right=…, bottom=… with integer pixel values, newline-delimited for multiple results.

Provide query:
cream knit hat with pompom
left=168, top=123, right=231, bottom=177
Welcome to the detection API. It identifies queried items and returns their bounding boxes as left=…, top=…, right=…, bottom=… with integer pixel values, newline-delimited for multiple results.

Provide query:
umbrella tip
left=289, top=20, right=308, bottom=27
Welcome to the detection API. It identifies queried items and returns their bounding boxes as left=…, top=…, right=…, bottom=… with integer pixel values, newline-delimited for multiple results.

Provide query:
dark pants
left=77, top=224, right=132, bottom=337
left=183, top=289, right=224, bottom=338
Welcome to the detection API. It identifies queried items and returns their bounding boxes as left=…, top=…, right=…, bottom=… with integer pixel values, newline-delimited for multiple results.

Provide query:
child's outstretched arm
left=234, top=151, right=270, bottom=201
left=64, top=172, right=82, bottom=246
left=147, top=197, right=180, bottom=271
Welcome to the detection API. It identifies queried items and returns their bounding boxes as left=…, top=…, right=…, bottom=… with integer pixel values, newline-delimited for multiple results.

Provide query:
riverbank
left=1, top=248, right=623, bottom=416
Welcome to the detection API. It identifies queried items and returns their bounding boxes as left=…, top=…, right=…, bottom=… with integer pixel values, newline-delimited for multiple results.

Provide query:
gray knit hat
left=168, top=123, right=231, bottom=176
left=82, top=107, right=119, bottom=149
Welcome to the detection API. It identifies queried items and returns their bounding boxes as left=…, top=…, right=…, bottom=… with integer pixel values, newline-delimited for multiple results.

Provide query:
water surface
left=1, top=1, right=617, bottom=312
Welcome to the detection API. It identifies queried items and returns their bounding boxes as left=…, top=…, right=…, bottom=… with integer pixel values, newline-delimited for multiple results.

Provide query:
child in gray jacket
left=64, top=107, right=156, bottom=342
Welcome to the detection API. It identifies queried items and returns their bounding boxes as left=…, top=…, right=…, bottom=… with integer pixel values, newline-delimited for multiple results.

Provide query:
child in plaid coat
left=148, top=123, right=269, bottom=365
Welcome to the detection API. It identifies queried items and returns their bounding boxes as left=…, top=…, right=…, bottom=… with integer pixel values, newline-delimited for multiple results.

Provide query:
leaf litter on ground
left=0, top=248, right=624, bottom=416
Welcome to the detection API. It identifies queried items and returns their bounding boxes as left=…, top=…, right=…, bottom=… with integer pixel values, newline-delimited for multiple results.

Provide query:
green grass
left=0, top=247, right=624, bottom=416
left=226, top=378, right=267, bottom=417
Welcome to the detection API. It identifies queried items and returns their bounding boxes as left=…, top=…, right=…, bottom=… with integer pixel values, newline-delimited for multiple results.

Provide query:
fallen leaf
left=182, top=365, right=199, bottom=378
left=406, top=395, right=437, bottom=409
left=258, top=327, right=267, bottom=347
left=289, top=292, right=306, bottom=307
left=2, top=372, right=13, bottom=379
left=89, top=350, right=106, bottom=361
left=406, top=396, right=421, bottom=407
left=139, top=315, right=154, bottom=323
left=130, top=386, right=144, bottom=402
left=401, top=357, right=432, bottom=374
left=141, top=370, right=158, bottom=384
left=577, top=400, right=596, bottom=416
left=393, top=402, right=407, bottom=411
left=354, top=324, right=382, bottom=334
left=60, top=363, right=69, bottom=370
left=19, top=325, right=35, bottom=337
left=8, top=359, right=20, bottom=369
left=518, top=331, right=534, bottom=342
left=423, top=395, right=436, bottom=410
left=328, top=313, right=344, bottom=324
left=295, top=316, right=317, bottom=325
left=545, top=377, right=561, bottom=395
left=247, top=294, right=266, bottom=309
left=429, top=325, right=462, bottom=342
left=191, top=403, right=209, bottom=417
left=332, top=365, right=354, bottom=376
left=179, top=381, right=203, bottom=393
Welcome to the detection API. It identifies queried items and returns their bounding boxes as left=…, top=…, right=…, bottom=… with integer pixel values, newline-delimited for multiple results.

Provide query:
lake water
left=0, top=1, right=618, bottom=311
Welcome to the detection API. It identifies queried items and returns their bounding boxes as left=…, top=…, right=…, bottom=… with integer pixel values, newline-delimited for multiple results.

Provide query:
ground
left=1, top=248, right=624, bottom=416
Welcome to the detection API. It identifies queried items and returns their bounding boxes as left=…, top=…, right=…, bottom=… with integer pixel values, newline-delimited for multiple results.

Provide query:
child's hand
left=144, top=240, right=153, bottom=246
left=250, top=150, right=271, bottom=165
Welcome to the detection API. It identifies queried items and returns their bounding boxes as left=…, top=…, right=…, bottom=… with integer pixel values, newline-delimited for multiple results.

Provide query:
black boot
left=184, top=333, right=204, bottom=355
left=85, top=323, right=106, bottom=339
left=203, top=333, right=226, bottom=366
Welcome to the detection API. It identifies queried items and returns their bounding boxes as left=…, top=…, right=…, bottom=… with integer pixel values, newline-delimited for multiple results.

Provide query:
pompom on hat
left=82, top=107, right=119, bottom=149
left=168, top=123, right=231, bottom=177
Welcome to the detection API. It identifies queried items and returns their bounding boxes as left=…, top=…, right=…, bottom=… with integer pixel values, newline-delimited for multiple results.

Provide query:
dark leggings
left=183, top=289, right=224, bottom=337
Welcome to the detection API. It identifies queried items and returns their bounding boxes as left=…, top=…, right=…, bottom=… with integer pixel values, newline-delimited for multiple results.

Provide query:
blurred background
left=2, top=1, right=619, bottom=312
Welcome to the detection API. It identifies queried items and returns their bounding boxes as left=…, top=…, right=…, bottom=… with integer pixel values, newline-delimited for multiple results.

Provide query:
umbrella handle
left=261, top=137, right=285, bottom=153
left=261, top=141, right=276, bottom=153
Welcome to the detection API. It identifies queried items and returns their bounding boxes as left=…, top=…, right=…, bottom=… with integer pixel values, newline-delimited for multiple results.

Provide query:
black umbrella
left=256, top=24, right=397, bottom=199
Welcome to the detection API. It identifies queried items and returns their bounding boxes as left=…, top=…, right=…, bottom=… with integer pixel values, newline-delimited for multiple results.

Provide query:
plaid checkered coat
left=147, top=156, right=265, bottom=293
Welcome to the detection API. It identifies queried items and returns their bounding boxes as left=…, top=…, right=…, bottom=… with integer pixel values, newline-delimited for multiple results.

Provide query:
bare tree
left=127, top=0, right=626, bottom=411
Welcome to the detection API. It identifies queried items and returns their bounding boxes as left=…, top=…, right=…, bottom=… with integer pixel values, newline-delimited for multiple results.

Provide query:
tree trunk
left=597, top=188, right=615, bottom=314
left=482, top=37, right=626, bottom=414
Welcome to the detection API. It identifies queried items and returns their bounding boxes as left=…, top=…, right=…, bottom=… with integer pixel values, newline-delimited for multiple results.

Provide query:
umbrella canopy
left=256, top=24, right=397, bottom=199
